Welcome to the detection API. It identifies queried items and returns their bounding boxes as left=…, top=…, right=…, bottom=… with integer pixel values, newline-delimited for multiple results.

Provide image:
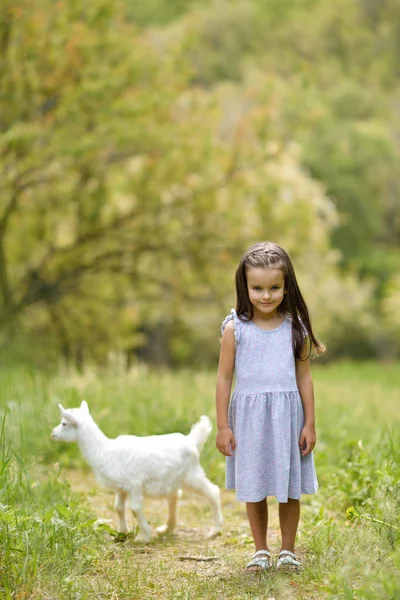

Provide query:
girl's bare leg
left=279, top=498, right=300, bottom=552
left=246, top=499, right=269, bottom=552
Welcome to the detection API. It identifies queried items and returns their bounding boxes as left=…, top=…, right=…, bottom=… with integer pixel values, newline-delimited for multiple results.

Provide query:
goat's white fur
left=51, top=401, right=223, bottom=542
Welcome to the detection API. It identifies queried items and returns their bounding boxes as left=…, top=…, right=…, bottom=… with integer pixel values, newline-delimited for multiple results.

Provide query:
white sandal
left=245, top=550, right=272, bottom=573
left=277, top=550, right=301, bottom=571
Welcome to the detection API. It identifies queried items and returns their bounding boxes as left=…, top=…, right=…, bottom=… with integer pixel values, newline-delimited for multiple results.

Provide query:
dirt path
left=65, top=467, right=281, bottom=557
left=62, top=469, right=305, bottom=599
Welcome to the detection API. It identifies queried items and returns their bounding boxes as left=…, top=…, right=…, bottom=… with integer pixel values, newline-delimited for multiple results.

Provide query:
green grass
left=0, top=362, right=399, bottom=598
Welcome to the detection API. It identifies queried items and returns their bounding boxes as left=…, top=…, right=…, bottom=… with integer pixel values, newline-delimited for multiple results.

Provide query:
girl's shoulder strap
left=220, top=308, right=241, bottom=348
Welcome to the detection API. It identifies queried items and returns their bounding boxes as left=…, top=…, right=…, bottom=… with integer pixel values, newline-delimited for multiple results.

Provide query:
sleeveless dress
left=221, top=309, right=318, bottom=503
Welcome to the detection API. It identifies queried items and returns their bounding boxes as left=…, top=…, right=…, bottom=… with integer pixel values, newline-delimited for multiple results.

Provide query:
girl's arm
left=216, top=320, right=236, bottom=457
left=295, top=351, right=317, bottom=456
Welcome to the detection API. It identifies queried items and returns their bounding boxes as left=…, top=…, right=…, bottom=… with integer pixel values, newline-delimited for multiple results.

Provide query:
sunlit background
left=1, top=0, right=400, bottom=370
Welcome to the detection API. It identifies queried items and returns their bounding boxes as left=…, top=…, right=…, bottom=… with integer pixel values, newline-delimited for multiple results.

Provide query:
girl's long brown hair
left=235, top=242, right=325, bottom=359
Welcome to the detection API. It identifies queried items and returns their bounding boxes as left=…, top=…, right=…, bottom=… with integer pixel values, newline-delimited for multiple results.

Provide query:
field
left=0, top=362, right=399, bottom=599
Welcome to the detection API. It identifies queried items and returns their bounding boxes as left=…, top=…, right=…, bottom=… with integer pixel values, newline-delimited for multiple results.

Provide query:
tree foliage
left=1, top=0, right=399, bottom=366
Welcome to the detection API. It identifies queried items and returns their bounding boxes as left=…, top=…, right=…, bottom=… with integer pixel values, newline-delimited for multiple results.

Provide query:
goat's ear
left=80, top=400, right=90, bottom=414
left=58, top=404, right=78, bottom=426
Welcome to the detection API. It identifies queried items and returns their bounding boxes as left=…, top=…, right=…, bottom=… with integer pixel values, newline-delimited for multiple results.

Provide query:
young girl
left=216, top=241, right=325, bottom=573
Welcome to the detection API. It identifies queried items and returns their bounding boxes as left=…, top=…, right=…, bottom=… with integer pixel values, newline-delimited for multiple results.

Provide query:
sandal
left=245, top=550, right=272, bottom=573
left=277, top=550, right=301, bottom=571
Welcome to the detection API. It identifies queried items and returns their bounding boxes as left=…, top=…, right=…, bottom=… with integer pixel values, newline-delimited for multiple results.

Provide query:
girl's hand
left=216, top=427, right=236, bottom=456
left=299, top=425, right=316, bottom=456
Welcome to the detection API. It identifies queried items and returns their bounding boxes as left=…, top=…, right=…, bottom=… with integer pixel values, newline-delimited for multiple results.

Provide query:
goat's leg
left=156, top=492, right=179, bottom=534
left=183, top=467, right=224, bottom=538
left=114, top=490, right=128, bottom=533
left=128, top=490, right=152, bottom=542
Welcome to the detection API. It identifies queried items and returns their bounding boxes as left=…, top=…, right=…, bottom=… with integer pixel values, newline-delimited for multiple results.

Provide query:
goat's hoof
left=156, top=524, right=169, bottom=534
left=135, top=532, right=152, bottom=543
left=206, top=527, right=222, bottom=539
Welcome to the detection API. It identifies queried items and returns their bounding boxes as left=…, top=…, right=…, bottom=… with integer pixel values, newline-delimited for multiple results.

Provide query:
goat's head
left=51, top=400, right=90, bottom=442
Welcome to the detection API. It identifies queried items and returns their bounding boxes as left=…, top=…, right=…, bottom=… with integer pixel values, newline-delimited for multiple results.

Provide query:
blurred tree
left=126, top=0, right=200, bottom=26
left=176, top=0, right=400, bottom=281
left=0, top=0, right=188, bottom=362
left=1, top=0, right=399, bottom=366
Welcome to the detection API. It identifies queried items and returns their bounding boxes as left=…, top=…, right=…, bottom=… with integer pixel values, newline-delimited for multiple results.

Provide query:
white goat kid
left=51, top=401, right=223, bottom=542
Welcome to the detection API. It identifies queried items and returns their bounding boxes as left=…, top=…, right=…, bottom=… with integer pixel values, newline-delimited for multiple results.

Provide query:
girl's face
left=246, top=267, right=286, bottom=317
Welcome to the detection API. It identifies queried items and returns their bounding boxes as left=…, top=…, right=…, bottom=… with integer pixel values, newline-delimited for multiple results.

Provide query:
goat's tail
left=187, top=415, right=212, bottom=451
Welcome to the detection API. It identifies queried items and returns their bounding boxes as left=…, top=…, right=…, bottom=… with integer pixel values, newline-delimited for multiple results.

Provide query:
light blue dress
left=221, top=309, right=318, bottom=503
